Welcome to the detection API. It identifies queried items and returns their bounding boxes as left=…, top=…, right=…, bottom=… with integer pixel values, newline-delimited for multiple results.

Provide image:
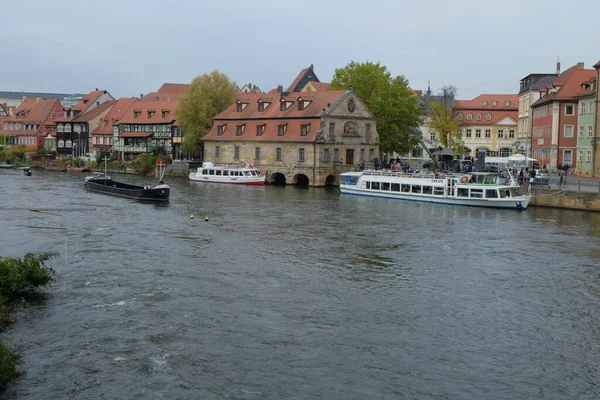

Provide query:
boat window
left=470, top=189, right=483, bottom=198
left=500, top=189, right=510, bottom=198
left=202, top=169, right=208, bottom=175
left=411, top=185, right=421, bottom=194
left=434, top=187, right=445, bottom=196
left=457, top=188, right=469, bottom=197
left=423, top=186, right=433, bottom=195
left=344, top=176, right=359, bottom=185
left=381, top=182, right=390, bottom=191
left=223, top=170, right=229, bottom=176
left=243, top=171, right=251, bottom=176
left=391, top=183, right=400, bottom=192
left=486, top=189, right=498, bottom=198
left=371, top=182, right=380, bottom=190
left=365, top=181, right=371, bottom=189
left=401, top=184, right=410, bottom=192
left=209, top=170, right=215, bottom=175
left=216, top=170, right=222, bottom=176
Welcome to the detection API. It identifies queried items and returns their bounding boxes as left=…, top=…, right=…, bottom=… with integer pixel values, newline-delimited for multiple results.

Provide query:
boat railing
left=361, top=169, right=457, bottom=179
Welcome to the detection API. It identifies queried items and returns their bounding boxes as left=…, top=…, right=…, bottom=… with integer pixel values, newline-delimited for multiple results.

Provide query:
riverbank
left=531, top=188, right=600, bottom=211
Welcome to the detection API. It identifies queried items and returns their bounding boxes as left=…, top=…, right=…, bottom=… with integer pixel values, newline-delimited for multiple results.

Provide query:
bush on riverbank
left=0, top=252, right=56, bottom=391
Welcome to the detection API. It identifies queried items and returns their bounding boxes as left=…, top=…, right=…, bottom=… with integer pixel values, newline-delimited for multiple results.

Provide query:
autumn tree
left=329, top=61, right=422, bottom=155
left=178, top=71, right=238, bottom=155
left=425, top=85, right=463, bottom=150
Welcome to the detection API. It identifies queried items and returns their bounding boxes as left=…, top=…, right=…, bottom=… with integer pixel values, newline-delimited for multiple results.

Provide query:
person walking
left=559, top=170, right=564, bottom=189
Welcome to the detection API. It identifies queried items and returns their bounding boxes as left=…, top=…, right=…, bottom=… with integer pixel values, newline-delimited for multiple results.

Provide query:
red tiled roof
left=120, top=131, right=153, bottom=138
left=455, top=111, right=518, bottom=126
left=92, top=98, right=138, bottom=135
left=70, top=100, right=116, bottom=122
left=71, top=90, right=108, bottom=112
left=531, top=67, right=596, bottom=107
left=287, top=67, right=311, bottom=92
left=0, top=98, right=59, bottom=136
left=118, top=100, right=179, bottom=124
left=453, top=94, right=519, bottom=110
left=157, top=83, right=191, bottom=94
left=594, top=60, right=600, bottom=70
left=203, top=90, right=349, bottom=142
left=304, top=81, right=331, bottom=91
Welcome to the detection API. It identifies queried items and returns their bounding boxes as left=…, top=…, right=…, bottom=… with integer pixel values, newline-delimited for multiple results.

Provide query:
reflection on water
left=1, top=169, right=600, bottom=399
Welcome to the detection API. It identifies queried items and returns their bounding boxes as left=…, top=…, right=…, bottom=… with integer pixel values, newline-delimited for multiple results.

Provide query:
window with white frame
left=564, top=125, right=574, bottom=137
left=476, top=129, right=481, bottom=138
left=466, top=113, right=472, bottom=121
left=323, top=148, right=330, bottom=162
left=564, top=104, right=574, bottom=116
left=476, top=113, right=482, bottom=121
left=299, top=148, right=305, bottom=162
left=485, top=129, right=491, bottom=138
left=486, top=113, right=491, bottom=121
left=590, top=101, right=595, bottom=114
left=578, top=150, right=584, bottom=162
left=497, top=130, right=503, bottom=139
left=466, top=129, right=472, bottom=138
left=586, top=150, right=592, bottom=162
left=579, top=103, right=586, bottom=115
left=276, top=147, right=282, bottom=161
left=509, top=129, right=515, bottom=138
left=579, top=126, right=585, bottom=137
left=564, top=150, right=572, bottom=164
left=589, top=125, right=594, bottom=138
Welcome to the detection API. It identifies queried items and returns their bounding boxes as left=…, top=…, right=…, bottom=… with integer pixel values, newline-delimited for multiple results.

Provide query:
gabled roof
left=287, top=64, right=320, bottom=92
left=453, top=94, right=518, bottom=110
left=70, top=100, right=116, bottom=122
left=71, top=90, right=110, bottom=112
left=118, top=100, right=179, bottom=124
left=0, top=98, right=60, bottom=135
left=301, top=81, right=331, bottom=92
left=203, top=90, right=350, bottom=142
left=157, top=83, right=191, bottom=94
left=92, top=98, right=138, bottom=134
left=531, top=66, right=596, bottom=107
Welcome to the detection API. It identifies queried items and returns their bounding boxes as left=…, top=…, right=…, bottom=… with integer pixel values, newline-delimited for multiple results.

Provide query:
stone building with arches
left=201, top=88, right=379, bottom=186
left=453, top=94, right=518, bottom=158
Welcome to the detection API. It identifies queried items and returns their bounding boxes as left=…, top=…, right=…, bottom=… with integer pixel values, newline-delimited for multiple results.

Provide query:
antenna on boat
left=155, top=158, right=166, bottom=183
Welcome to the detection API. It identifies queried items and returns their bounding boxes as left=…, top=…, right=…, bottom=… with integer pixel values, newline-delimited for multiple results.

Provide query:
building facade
left=595, top=61, right=600, bottom=177
left=454, top=94, right=518, bottom=158
left=201, top=89, right=379, bottom=186
left=530, top=63, right=596, bottom=171
left=517, top=72, right=558, bottom=157
left=112, top=100, right=179, bottom=160
left=91, top=98, right=138, bottom=156
left=573, top=79, right=596, bottom=176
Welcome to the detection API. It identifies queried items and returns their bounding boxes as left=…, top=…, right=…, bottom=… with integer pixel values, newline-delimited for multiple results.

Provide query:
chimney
left=556, top=56, right=561, bottom=75
left=577, top=62, right=584, bottom=68
left=36, top=97, right=41, bottom=103
left=140, top=93, right=143, bottom=100
left=277, top=85, right=283, bottom=93
left=22, top=95, right=27, bottom=102
left=95, top=88, right=98, bottom=91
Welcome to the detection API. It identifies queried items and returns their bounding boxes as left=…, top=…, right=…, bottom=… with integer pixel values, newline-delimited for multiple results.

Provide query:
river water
left=1, top=169, right=600, bottom=399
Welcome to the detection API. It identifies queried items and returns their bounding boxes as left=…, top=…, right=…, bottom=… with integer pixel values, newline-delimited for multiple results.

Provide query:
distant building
left=530, top=62, right=596, bottom=171
left=572, top=76, right=596, bottom=176
left=593, top=60, right=600, bottom=177
left=240, top=83, right=262, bottom=93
left=90, top=98, right=138, bottom=156
left=201, top=85, right=378, bottom=186
left=517, top=68, right=559, bottom=156
left=300, top=81, right=331, bottom=92
left=142, top=83, right=191, bottom=101
left=454, top=94, right=518, bottom=158
left=286, top=64, right=320, bottom=92
left=54, top=90, right=115, bottom=156
left=0, top=91, right=86, bottom=108
left=112, top=100, right=180, bottom=160
left=0, top=97, right=64, bottom=151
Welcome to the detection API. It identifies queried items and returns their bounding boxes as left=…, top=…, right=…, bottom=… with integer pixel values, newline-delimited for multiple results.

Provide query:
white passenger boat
left=189, top=162, right=265, bottom=185
left=340, top=170, right=531, bottom=210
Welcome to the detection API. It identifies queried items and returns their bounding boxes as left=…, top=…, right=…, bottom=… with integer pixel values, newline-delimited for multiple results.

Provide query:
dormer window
left=161, top=110, right=169, bottom=118
left=301, top=124, right=310, bottom=136
left=457, top=113, right=463, bottom=121
left=258, top=101, right=264, bottom=112
left=134, top=110, right=141, bottom=118
left=278, top=124, right=287, bottom=136
left=298, top=97, right=305, bottom=111
left=236, top=124, right=245, bottom=136
left=280, top=99, right=287, bottom=111
left=236, top=101, right=248, bottom=112
left=492, top=101, right=498, bottom=107
left=466, top=113, right=472, bottom=121
left=486, top=113, right=492, bottom=121
left=476, top=113, right=482, bottom=121
left=256, top=124, right=265, bottom=136
left=83, top=99, right=89, bottom=104
left=148, top=110, right=155, bottom=118
left=217, top=124, right=226, bottom=136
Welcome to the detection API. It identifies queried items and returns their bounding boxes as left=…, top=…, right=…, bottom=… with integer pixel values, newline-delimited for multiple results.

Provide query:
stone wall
left=530, top=189, right=600, bottom=211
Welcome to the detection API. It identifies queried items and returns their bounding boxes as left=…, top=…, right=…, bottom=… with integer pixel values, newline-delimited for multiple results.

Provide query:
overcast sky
left=1, top=0, right=598, bottom=100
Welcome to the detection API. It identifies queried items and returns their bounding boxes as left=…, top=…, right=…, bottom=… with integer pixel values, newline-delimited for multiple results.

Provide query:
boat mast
left=102, top=156, right=109, bottom=182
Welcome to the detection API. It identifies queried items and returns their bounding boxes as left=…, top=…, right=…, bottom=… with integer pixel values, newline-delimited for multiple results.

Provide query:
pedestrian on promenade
left=559, top=171, right=564, bottom=189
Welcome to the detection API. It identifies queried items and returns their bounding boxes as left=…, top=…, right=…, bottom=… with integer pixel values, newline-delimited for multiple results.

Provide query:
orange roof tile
left=157, top=83, right=191, bottom=94
left=0, top=98, right=59, bottom=135
left=453, top=94, right=518, bottom=110
left=71, top=90, right=108, bottom=112
left=531, top=67, right=596, bottom=107
left=118, top=100, right=178, bottom=124
left=92, top=98, right=138, bottom=135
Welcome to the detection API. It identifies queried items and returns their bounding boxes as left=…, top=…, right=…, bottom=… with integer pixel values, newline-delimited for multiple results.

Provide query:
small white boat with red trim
left=189, top=162, right=265, bottom=185
left=340, top=169, right=531, bottom=210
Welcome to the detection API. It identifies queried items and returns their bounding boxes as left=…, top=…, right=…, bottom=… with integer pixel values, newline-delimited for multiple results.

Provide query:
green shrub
left=72, top=158, right=85, bottom=168
left=0, top=253, right=56, bottom=297
left=132, top=154, right=157, bottom=176
left=0, top=341, right=22, bottom=391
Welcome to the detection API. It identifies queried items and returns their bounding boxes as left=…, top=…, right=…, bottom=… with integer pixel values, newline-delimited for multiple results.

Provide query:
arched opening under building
left=270, top=172, right=287, bottom=185
left=294, top=174, right=310, bottom=187
left=325, top=175, right=337, bottom=186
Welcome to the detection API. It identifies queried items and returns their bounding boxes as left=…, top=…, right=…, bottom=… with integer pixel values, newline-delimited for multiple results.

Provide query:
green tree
left=330, top=61, right=422, bottom=155
left=426, top=85, right=462, bottom=150
left=131, top=154, right=157, bottom=176
left=178, top=71, right=238, bottom=155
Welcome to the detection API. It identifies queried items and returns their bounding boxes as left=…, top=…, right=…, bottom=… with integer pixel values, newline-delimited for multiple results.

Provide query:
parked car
left=531, top=169, right=550, bottom=187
